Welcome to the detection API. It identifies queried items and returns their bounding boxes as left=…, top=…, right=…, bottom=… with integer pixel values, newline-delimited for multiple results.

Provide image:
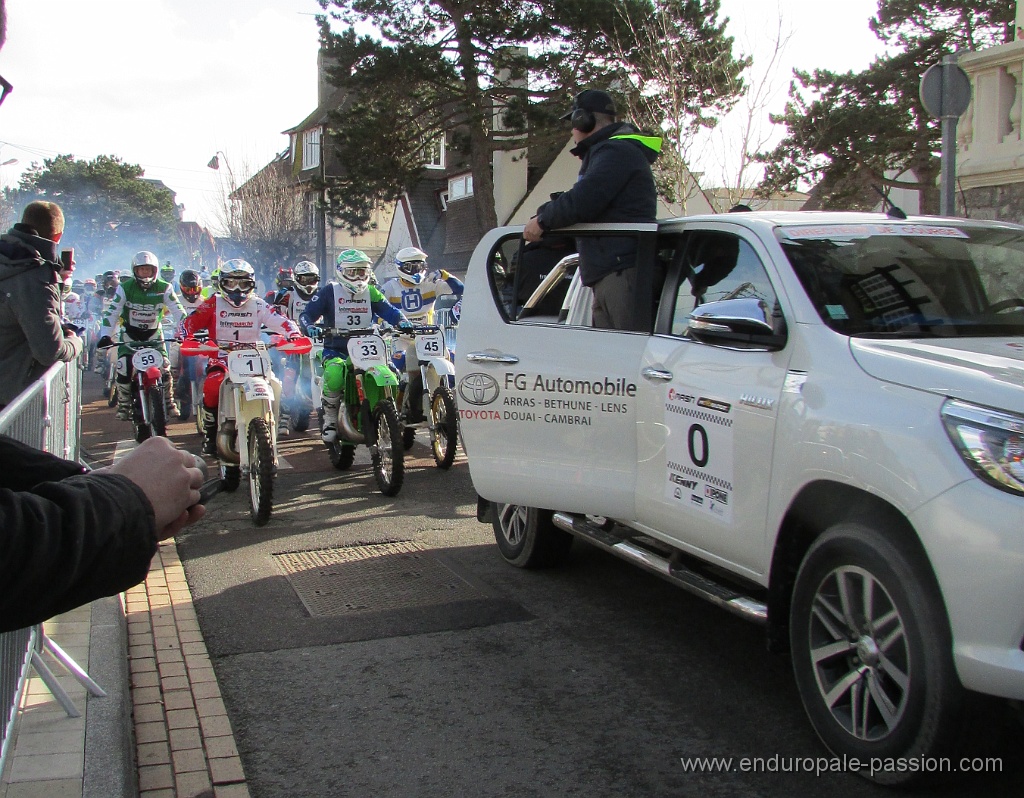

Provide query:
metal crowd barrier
left=0, top=359, right=104, bottom=777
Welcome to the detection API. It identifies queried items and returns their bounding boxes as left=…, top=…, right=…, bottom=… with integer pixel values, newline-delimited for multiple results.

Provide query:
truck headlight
left=942, top=399, right=1024, bottom=496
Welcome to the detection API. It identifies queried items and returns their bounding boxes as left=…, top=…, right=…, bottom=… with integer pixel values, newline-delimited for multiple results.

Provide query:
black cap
left=560, top=89, right=617, bottom=121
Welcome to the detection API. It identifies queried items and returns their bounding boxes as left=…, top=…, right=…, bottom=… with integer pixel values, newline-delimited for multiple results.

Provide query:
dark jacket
left=535, top=122, right=661, bottom=287
left=0, top=435, right=158, bottom=633
left=0, top=224, right=83, bottom=405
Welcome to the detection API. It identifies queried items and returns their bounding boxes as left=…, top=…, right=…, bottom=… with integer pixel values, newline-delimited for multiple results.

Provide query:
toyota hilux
left=454, top=211, right=1024, bottom=784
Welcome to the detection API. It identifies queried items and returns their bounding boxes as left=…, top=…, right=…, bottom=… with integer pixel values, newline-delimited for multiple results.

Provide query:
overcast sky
left=0, top=0, right=885, bottom=229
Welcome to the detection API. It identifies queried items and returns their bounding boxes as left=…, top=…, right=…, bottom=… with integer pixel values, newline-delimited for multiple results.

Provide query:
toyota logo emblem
left=458, top=373, right=500, bottom=406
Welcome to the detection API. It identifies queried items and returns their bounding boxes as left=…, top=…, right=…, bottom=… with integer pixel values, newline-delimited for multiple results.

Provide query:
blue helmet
left=395, top=246, right=427, bottom=285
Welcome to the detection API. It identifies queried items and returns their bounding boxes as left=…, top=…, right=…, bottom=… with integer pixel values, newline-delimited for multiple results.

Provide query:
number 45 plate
left=415, top=330, right=445, bottom=359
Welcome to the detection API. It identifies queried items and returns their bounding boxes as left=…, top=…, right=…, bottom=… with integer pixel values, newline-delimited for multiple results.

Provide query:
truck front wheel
left=789, top=521, right=963, bottom=785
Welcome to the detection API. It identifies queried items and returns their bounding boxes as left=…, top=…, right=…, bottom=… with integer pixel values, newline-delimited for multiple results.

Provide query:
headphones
left=570, top=101, right=596, bottom=134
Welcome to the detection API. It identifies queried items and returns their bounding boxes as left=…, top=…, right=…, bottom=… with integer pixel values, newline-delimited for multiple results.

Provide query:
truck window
left=670, top=234, right=779, bottom=337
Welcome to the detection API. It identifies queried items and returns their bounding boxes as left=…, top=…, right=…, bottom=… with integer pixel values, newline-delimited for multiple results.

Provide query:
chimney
left=318, top=44, right=338, bottom=108
left=492, top=47, right=528, bottom=225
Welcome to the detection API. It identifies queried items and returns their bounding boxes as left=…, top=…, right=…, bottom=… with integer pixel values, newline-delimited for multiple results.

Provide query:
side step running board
left=552, top=512, right=768, bottom=625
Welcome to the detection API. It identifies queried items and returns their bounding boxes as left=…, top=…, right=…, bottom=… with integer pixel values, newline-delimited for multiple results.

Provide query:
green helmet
left=335, top=249, right=372, bottom=295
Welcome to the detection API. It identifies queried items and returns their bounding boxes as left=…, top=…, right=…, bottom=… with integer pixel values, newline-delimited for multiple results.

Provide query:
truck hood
left=850, top=338, right=1024, bottom=413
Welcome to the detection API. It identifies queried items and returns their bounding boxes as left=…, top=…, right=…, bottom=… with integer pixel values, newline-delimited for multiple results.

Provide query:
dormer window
left=448, top=173, right=473, bottom=201
left=303, top=127, right=322, bottom=170
left=423, top=137, right=445, bottom=169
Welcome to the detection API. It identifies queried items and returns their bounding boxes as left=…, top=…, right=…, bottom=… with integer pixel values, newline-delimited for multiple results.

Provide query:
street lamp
left=208, top=151, right=239, bottom=234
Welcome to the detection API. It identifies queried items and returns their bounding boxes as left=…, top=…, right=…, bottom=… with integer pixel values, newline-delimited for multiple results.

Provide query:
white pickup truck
left=454, top=211, right=1024, bottom=784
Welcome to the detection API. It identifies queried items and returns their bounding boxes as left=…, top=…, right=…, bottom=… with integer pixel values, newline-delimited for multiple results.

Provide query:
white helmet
left=335, top=249, right=372, bottom=296
left=218, top=259, right=257, bottom=308
left=293, top=260, right=320, bottom=300
left=395, top=246, right=427, bottom=285
left=131, top=251, right=160, bottom=289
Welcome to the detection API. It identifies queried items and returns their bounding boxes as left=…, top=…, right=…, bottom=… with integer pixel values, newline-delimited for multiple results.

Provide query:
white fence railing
left=0, top=360, right=104, bottom=777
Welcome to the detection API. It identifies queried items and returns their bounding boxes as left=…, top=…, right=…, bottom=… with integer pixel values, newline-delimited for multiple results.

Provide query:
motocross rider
left=268, top=260, right=320, bottom=432
left=177, top=259, right=302, bottom=456
left=379, top=246, right=463, bottom=421
left=173, top=269, right=207, bottom=410
left=299, top=249, right=412, bottom=444
left=97, top=251, right=186, bottom=421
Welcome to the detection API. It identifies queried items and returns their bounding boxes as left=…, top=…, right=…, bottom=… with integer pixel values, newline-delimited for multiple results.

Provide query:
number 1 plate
left=227, top=350, right=266, bottom=380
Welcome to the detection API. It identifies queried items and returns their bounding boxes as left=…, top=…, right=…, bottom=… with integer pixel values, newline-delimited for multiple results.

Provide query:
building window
left=447, top=173, right=473, bottom=201
left=422, top=137, right=445, bottom=169
left=303, top=127, right=322, bottom=170
left=305, top=192, right=317, bottom=232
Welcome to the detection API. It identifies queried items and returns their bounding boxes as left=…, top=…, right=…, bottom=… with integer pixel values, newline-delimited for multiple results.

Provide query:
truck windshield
left=777, top=224, right=1024, bottom=338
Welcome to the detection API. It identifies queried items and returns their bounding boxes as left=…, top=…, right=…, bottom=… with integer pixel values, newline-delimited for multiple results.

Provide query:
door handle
left=466, top=351, right=520, bottom=364
left=642, top=367, right=673, bottom=382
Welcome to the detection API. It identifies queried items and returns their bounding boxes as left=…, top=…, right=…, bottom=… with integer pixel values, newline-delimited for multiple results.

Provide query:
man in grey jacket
left=0, top=201, right=83, bottom=407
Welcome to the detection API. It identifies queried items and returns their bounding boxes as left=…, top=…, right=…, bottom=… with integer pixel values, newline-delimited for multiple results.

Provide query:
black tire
left=247, top=417, right=274, bottom=526
left=177, top=392, right=192, bottom=422
left=402, top=426, right=416, bottom=450
left=492, top=503, right=573, bottom=568
left=133, top=386, right=151, bottom=443
left=428, top=386, right=458, bottom=470
left=328, top=442, right=355, bottom=470
left=289, top=404, right=311, bottom=433
left=220, top=464, right=240, bottom=493
left=146, top=384, right=167, bottom=438
left=789, top=522, right=963, bottom=785
left=194, top=391, right=205, bottom=437
left=106, top=377, right=117, bottom=407
left=371, top=399, right=404, bottom=496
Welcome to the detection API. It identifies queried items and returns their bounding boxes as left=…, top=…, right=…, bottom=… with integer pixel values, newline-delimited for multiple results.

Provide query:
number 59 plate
left=348, top=334, right=387, bottom=370
left=131, top=348, right=162, bottom=371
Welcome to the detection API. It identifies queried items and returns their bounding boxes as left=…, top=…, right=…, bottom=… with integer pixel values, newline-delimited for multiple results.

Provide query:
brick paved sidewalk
left=125, top=541, right=249, bottom=798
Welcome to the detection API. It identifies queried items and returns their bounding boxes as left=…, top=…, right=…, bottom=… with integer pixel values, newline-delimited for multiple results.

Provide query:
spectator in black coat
left=523, top=89, right=662, bottom=330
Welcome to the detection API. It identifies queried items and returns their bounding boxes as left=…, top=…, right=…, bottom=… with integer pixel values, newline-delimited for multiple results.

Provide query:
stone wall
left=960, top=183, right=1024, bottom=224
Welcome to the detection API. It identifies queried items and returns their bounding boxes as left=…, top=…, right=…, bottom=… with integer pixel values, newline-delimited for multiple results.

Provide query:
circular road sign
left=920, top=61, right=972, bottom=119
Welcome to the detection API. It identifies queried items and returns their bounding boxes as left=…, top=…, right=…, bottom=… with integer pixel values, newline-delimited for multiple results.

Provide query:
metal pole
left=940, top=54, right=958, bottom=217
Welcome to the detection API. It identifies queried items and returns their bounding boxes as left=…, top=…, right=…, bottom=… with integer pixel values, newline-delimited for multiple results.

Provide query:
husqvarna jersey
left=299, top=282, right=405, bottom=357
left=379, top=272, right=464, bottom=322
left=100, top=278, right=185, bottom=342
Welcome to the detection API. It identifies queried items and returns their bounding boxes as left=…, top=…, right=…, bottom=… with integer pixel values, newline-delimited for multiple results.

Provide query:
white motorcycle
left=394, top=324, right=459, bottom=469
left=180, top=335, right=312, bottom=526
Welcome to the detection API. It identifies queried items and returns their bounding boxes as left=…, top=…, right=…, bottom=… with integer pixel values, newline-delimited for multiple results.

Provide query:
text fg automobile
left=454, top=211, right=1024, bottom=785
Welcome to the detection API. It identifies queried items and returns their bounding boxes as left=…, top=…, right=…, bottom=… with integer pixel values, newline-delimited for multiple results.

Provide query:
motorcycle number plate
left=415, top=330, right=445, bottom=360
left=244, top=379, right=272, bottom=401
left=348, top=334, right=387, bottom=370
left=131, top=348, right=162, bottom=371
left=227, top=350, right=266, bottom=380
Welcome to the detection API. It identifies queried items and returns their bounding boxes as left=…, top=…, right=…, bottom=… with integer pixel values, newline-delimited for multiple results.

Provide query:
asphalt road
left=79, top=370, right=1024, bottom=798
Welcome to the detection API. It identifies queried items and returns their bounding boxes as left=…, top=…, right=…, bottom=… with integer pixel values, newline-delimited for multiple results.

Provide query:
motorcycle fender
left=364, top=363, right=399, bottom=388
left=143, top=365, right=163, bottom=390
left=425, top=356, right=455, bottom=380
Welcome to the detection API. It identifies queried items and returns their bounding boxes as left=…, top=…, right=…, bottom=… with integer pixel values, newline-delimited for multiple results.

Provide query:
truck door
left=635, top=228, right=793, bottom=576
left=456, top=225, right=656, bottom=520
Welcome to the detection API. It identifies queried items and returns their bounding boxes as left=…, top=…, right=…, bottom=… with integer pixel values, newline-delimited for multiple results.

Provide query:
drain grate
left=274, top=541, right=486, bottom=617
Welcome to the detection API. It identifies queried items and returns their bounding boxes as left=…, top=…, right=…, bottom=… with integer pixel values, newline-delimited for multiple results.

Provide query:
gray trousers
left=591, top=267, right=637, bottom=331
